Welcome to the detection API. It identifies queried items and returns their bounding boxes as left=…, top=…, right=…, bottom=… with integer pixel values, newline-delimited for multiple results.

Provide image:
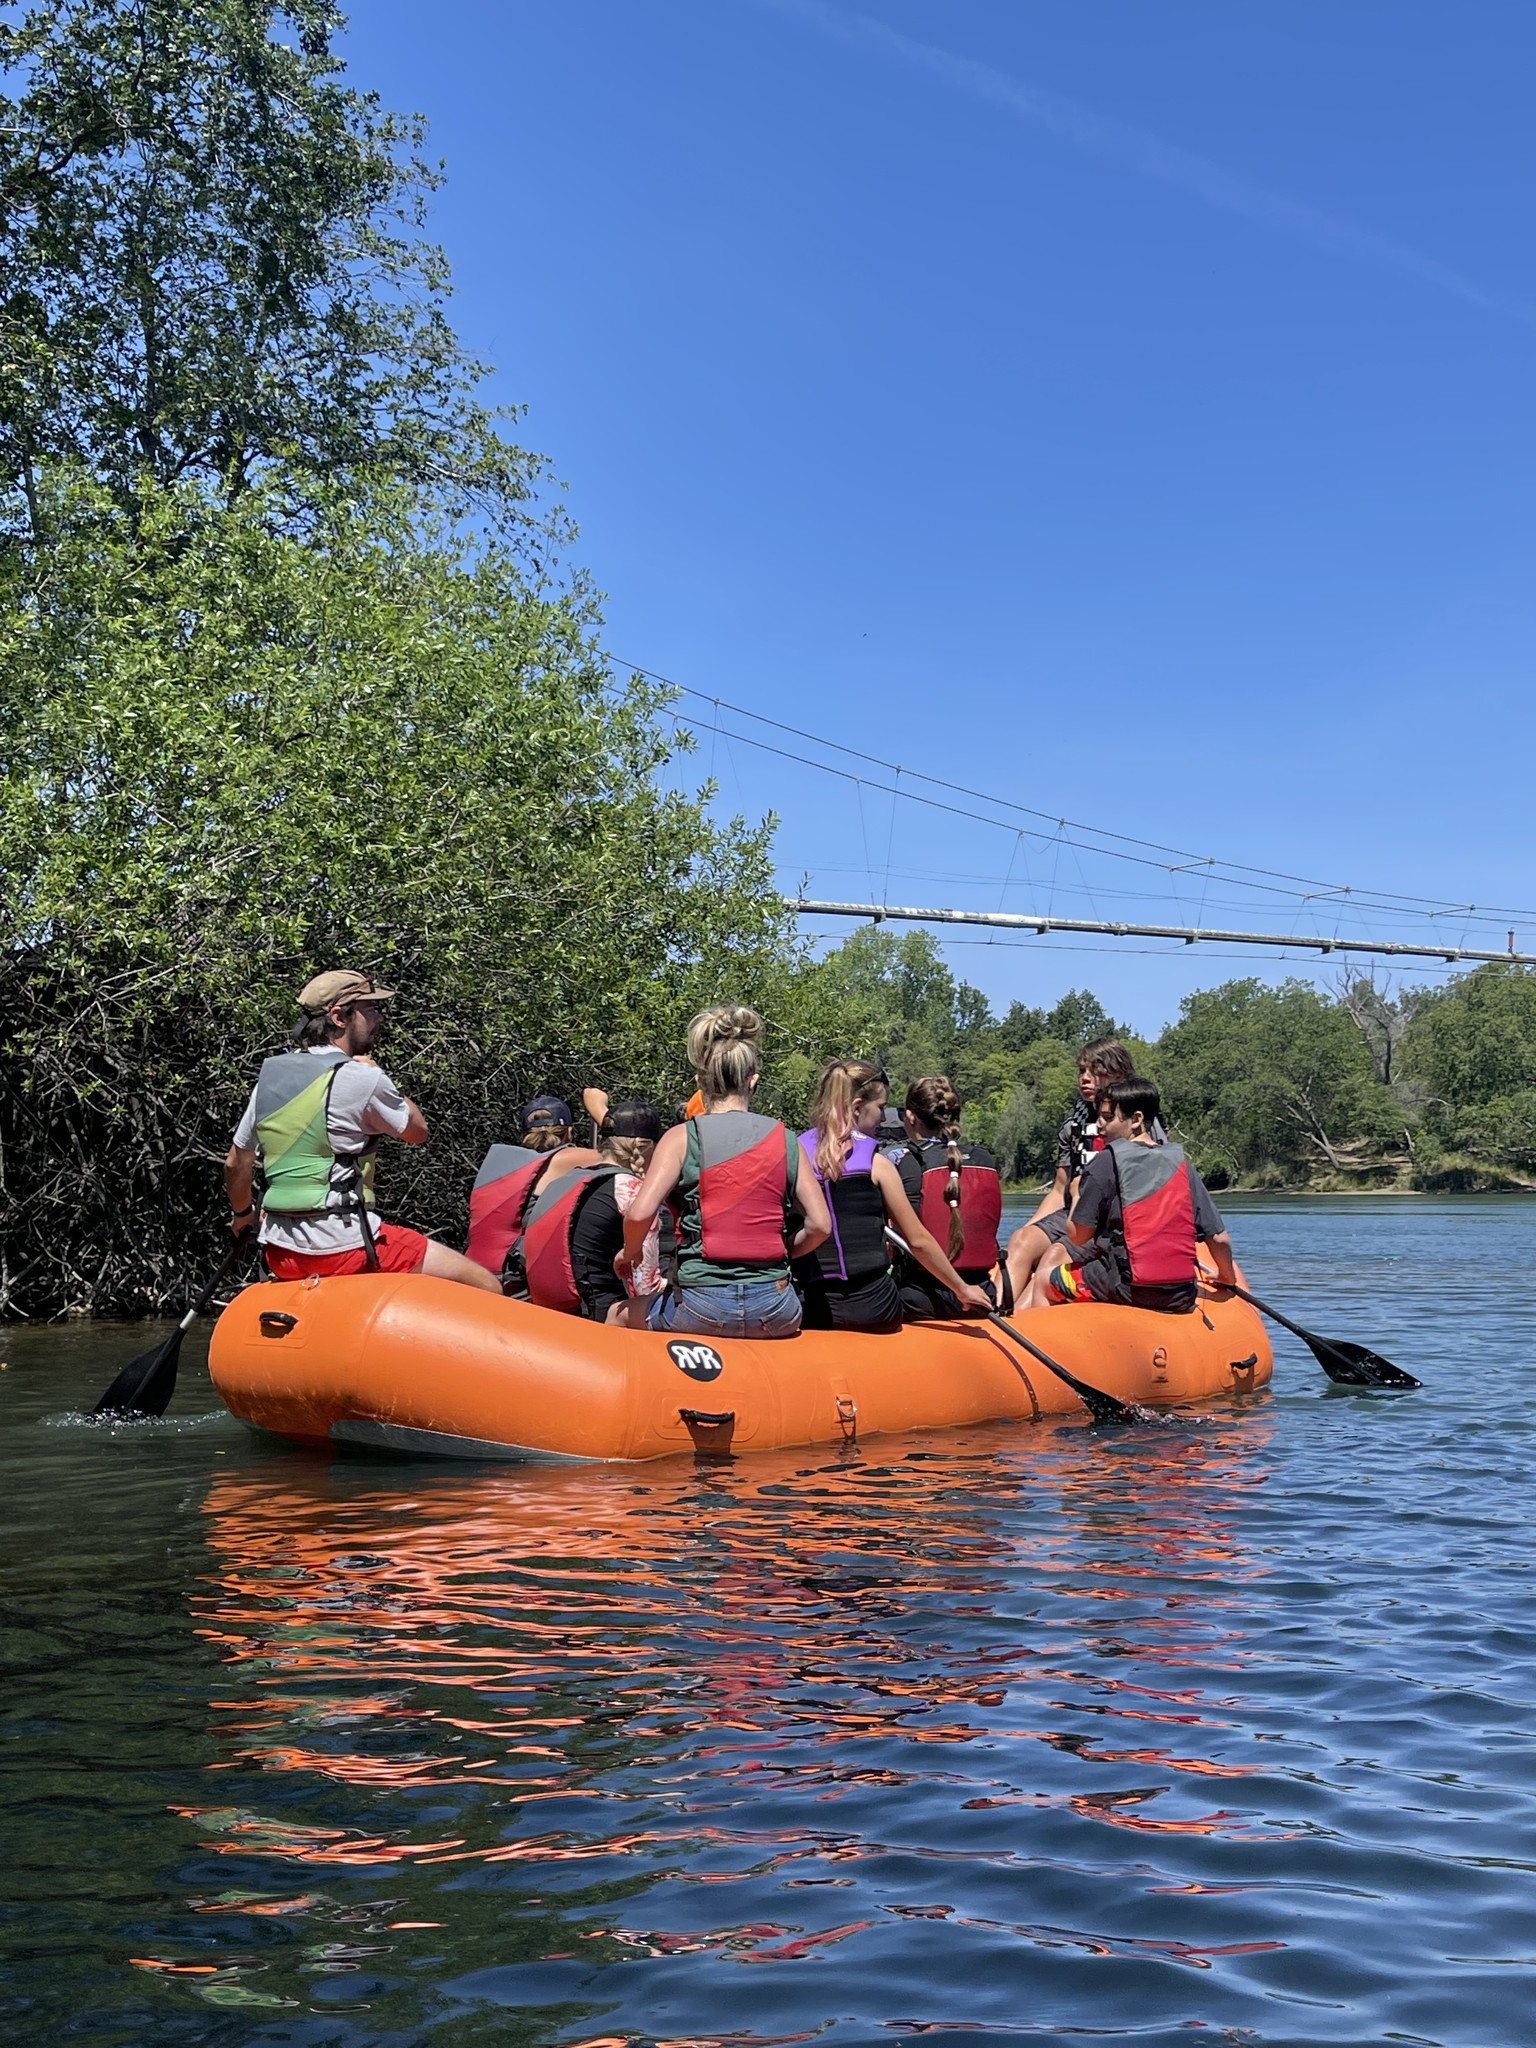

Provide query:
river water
left=3, top=1196, right=1534, bottom=2047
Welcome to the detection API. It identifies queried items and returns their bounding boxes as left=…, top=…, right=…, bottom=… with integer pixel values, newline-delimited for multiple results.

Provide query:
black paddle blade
left=91, top=1329, right=184, bottom=1418
left=1070, top=1376, right=1158, bottom=1427
left=1304, top=1332, right=1420, bottom=1390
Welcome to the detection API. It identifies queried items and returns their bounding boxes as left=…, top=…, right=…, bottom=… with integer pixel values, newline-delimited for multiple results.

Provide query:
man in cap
left=224, top=970, right=500, bottom=1291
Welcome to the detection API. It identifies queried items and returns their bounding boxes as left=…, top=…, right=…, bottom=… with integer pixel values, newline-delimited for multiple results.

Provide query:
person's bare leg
left=1004, top=1222, right=1052, bottom=1309
left=1027, top=1247, right=1071, bottom=1311
left=420, top=1239, right=503, bottom=1293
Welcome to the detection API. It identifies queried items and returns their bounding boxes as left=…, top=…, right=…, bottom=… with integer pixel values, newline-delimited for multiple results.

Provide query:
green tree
left=1401, top=964, right=1536, bottom=1170
left=1154, top=978, right=1396, bottom=1183
left=0, top=0, right=537, bottom=543
left=0, top=477, right=858, bottom=1314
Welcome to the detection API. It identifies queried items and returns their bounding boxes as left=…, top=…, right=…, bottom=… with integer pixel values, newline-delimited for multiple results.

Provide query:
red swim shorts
left=263, top=1225, right=431, bottom=1281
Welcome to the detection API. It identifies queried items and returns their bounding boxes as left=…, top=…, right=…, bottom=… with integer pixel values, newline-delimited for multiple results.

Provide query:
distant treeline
left=2, top=2, right=1530, bottom=1318
left=823, top=926, right=1536, bottom=1195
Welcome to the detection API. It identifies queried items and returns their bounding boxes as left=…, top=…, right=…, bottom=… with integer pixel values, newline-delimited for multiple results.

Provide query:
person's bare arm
left=618, top=1125, right=687, bottom=1273
left=787, top=1163, right=831, bottom=1260
left=1202, top=1229, right=1237, bottom=1289
left=538, top=1145, right=602, bottom=1189
left=352, top=1055, right=429, bottom=1143
left=1026, top=1165, right=1070, bottom=1227
left=875, top=1158, right=990, bottom=1309
left=224, top=1144, right=257, bottom=1236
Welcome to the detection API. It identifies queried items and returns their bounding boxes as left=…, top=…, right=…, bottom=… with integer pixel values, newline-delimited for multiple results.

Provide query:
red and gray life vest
left=909, top=1138, right=1002, bottom=1272
left=676, top=1111, right=797, bottom=1281
left=521, top=1164, right=621, bottom=1314
left=1107, top=1139, right=1198, bottom=1290
left=466, top=1143, right=558, bottom=1276
left=797, top=1129, right=887, bottom=1284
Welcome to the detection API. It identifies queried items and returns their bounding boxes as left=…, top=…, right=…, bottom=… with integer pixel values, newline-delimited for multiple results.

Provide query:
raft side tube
left=209, top=1270, right=1271, bottom=1462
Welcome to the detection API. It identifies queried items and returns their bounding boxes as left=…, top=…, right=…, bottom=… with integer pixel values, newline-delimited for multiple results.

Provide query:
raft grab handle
left=259, top=1311, right=299, bottom=1338
left=679, top=1406, right=737, bottom=1457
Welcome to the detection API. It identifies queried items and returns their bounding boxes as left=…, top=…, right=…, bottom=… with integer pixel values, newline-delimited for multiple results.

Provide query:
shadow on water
left=3, top=1197, right=1536, bottom=2045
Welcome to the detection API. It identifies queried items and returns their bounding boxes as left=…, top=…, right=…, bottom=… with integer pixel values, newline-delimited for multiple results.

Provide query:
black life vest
left=466, top=1144, right=560, bottom=1276
left=797, top=1129, right=888, bottom=1284
left=908, top=1137, right=1002, bottom=1272
left=676, top=1111, right=795, bottom=1280
left=521, top=1165, right=621, bottom=1315
left=1107, top=1139, right=1198, bottom=1291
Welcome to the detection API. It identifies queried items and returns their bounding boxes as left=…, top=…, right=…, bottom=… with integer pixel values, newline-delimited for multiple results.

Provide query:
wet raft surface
left=3, top=1195, right=1535, bottom=2047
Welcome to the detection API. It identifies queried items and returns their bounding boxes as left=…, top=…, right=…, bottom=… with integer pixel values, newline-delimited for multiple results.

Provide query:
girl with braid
left=793, top=1060, right=991, bottom=1332
left=894, top=1076, right=1007, bottom=1319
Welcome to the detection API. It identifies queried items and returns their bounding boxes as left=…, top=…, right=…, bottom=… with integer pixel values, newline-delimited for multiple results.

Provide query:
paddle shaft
left=181, top=1239, right=248, bottom=1325
left=881, top=1224, right=1144, bottom=1422
left=987, top=1312, right=1144, bottom=1425
left=1210, top=1275, right=1420, bottom=1389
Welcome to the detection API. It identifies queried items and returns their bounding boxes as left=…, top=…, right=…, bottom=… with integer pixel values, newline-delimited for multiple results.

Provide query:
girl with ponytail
left=895, top=1075, right=1007, bottom=1319
left=618, top=1005, right=832, bottom=1339
left=794, top=1060, right=991, bottom=1332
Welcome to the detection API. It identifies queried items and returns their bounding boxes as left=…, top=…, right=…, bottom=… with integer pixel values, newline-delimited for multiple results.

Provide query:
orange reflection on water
left=193, top=1419, right=1274, bottom=1874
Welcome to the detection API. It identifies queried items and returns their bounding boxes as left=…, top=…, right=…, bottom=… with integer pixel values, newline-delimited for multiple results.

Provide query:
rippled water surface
left=4, top=1197, right=1535, bottom=2047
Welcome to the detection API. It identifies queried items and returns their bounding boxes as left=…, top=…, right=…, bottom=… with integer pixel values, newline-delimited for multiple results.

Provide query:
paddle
left=1214, top=1278, right=1420, bottom=1390
left=986, top=1311, right=1155, bottom=1426
left=879, top=1222, right=1150, bottom=1425
left=92, top=1239, right=251, bottom=1419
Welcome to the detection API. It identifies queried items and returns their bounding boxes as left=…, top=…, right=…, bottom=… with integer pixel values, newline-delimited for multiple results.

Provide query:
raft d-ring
left=1152, top=1345, right=1169, bottom=1379
left=302, top=1271, right=321, bottom=1290
left=835, top=1394, right=858, bottom=1443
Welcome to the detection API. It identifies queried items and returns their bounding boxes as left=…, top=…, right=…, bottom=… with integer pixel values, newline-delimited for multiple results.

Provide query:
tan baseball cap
left=296, top=969, right=396, bottom=1012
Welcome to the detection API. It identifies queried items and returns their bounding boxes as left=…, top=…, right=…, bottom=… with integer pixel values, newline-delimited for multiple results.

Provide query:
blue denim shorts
left=647, top=1278, right=803, bottom=1339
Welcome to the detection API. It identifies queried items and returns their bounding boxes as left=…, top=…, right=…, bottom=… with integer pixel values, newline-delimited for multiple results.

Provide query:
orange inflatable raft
left=208, top=1270, right=1271, bottom=1462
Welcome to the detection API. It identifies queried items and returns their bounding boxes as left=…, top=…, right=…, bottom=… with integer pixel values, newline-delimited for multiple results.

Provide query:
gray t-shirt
left=233, top=1049, right=412, bottom=1253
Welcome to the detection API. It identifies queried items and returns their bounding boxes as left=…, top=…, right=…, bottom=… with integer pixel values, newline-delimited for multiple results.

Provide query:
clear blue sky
left=344, top=0, right=1534, bottom=1033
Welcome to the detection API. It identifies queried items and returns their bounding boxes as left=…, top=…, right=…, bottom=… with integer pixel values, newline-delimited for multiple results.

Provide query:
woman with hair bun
left=618, top=1005, right=831, bottom=1339
left=795, top=1059, right=992, bottom=1332
left=895, top=1075, right=1006, bottom=1319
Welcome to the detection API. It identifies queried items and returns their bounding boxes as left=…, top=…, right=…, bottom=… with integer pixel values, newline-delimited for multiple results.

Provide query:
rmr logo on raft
left=668, top=1341, right=724, bottom=1382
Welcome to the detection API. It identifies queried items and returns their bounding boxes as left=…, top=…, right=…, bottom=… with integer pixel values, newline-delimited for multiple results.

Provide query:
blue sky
left=344, top=0, right=1534, bottom=1032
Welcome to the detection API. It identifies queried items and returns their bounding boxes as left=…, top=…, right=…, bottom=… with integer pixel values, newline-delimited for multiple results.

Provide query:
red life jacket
left=679, top=1110, right=794, bottom=1274
left=914, top=1140, right=1002, bottom=1271
left=1108, top=1139, right=1197, bottom=1288
left=521, top=1165, right=620, bottom=1314
left=466, top=1144, right=558, bottom=1275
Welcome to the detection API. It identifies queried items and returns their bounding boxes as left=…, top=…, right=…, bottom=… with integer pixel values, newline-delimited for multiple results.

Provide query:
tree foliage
left=0, top=478, right=859, bottom=1313
left=1151, top=979, right=1402, bottom=1183
left=0, top=0, right=539, bottom=544
left=1401, top=965, right=1536, bottom=1171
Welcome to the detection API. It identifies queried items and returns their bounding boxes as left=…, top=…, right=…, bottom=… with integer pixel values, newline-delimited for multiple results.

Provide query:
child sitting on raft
left=794, top=1059, right=992, bottom=1332
left=1003, top=1036, right=1138, bottom=1307
left=895, top=1076, right=1009, bottom=1318
left=618, top=1005, right=832, bottom=1339
left=1031, top=1075, right=1236, bottom=1313
left=465, top=1095, right=602, bottom=1291
left=520, top=1099, right=668, bottom=1324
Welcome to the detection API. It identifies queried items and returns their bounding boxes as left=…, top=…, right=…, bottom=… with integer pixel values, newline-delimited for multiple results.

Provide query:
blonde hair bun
left=687, top=1003, right=765, bottom=1105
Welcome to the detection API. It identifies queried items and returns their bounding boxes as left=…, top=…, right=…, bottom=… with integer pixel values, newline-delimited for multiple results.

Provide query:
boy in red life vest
left=225, top=969, right=500, bottom=1292
left=1031, top=1076, right=1236, bottom=1314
